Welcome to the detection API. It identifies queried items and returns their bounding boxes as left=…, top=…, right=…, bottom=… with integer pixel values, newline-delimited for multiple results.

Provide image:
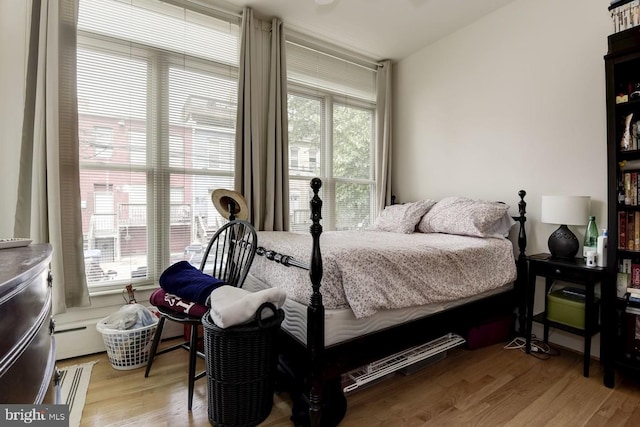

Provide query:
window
left=77, top=0, right=240, bottom=290
left=290, top=147, right=299, bottom=169
left=286, top=42, right=377, bottom=231
left=308, top=149, right=318, bottom=170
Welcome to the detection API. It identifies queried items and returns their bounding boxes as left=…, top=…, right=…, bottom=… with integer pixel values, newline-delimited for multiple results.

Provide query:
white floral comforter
left=249, top=230, right=517, bottom=319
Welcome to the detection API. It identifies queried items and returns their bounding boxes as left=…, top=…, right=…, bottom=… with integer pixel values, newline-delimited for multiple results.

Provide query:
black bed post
left=515, top=190, right=527, bottom=336
left=308, top=178, right=325, bottom=427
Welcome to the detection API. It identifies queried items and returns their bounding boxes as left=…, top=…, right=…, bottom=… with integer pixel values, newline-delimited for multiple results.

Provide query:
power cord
left=504, top=335, right=560, bottom=360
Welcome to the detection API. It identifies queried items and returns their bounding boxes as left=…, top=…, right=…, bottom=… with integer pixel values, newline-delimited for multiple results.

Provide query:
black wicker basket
left=202, top=302, right=284, bottom=427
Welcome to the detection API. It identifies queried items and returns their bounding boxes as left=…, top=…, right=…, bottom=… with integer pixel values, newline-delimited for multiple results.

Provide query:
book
left=620, top=211, right=628, bottom=250
left=632, top=263, right=640, bottom=287
left=633, top=173, right=638, bottom=205
left=629, top=212, right=636, bottom=250
left=629, top=293, right=640, bottom=308
left=528, top=253, right=551, bottom=260
left=619, top=273, right=632, bottom=297
left=627, top=286, right=640, bottom=295
left=636, top=212, right=640, bottom=249
left=625, top=172, right=632, bottom=205
left=626, top=306, right=640, bottom=315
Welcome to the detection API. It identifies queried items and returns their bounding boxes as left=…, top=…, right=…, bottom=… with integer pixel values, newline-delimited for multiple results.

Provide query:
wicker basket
left=202, top=303, right=284, bottom=427
left=96, top=317, right=158, bottom=370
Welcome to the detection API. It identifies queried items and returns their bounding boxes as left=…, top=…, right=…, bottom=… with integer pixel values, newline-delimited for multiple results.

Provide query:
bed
left=246, top=178, right=527, bottom=426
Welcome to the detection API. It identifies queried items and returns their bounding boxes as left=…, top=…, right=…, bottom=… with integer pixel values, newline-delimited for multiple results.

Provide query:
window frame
left=77, top=25, right=238, bottom=293
left=287, top=83, right=377, bottom=231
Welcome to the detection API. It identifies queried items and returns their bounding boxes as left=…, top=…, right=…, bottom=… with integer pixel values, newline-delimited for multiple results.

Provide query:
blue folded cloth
left=159, top=261, right=227, bottom=305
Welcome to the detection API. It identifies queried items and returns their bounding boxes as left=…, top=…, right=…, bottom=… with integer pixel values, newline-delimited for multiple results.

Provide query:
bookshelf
left=610, top=0, right=640, bottom=35
left=604, top=27, right=640, bottom=385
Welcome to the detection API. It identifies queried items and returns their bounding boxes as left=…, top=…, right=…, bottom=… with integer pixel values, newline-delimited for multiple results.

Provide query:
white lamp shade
left=541, top=195, right=591, bottom=226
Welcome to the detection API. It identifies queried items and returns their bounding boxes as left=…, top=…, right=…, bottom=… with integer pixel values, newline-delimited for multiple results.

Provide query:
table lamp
left=541, top=195, right=591, bottom=259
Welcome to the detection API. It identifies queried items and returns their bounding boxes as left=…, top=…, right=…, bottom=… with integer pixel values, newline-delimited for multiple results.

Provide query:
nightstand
left=525, top=253, right=608, bottom=378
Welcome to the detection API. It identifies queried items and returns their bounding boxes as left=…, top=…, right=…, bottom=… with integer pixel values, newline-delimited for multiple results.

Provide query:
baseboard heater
left=53, top=317, right=183, bottom=360
left=342, top=333, right=465, bottom=393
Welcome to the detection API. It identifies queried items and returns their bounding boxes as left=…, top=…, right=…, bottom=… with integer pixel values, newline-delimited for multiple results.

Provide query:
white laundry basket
left=97, top=317, right=158, bottom=370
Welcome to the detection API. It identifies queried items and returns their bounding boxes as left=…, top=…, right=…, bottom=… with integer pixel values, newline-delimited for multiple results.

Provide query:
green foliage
left=333, top=104, right=373, bottom=229
left=287, top=93, right=374, bottom=230
left=288, top=93, right=321, bottom=154
left=333, top=104, right=372, bottom=180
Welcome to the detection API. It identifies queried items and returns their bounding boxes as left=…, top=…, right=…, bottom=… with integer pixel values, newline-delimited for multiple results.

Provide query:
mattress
left=243, top=274, right=513, bottom=347
left=250, top=230, right=517, bottom=318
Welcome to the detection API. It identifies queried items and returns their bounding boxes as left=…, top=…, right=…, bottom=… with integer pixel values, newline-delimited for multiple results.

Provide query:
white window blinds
left=286, top=42, right=377, bottom=231
left=77, top=0, right=239, bottom=290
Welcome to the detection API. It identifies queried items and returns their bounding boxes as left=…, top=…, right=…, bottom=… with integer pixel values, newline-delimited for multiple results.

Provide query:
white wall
left=394, top=0, right=612, bottom=355
left=0, top=0, right=30, bottom=237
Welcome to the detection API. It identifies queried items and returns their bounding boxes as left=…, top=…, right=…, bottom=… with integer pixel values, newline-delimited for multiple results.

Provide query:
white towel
left=208, top=285, right=286, bottom=328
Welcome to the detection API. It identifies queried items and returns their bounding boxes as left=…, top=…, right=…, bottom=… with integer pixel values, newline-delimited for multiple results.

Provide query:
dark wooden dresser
left=0, top=244, right=56, bottom=403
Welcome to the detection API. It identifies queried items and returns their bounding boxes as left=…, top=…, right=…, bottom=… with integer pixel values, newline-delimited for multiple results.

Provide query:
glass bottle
left=125, top=284, right=137, bottom=304
left=583, top=216, right=598, bottom=260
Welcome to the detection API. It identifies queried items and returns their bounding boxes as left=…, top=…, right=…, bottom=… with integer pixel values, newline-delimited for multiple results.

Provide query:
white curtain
left=235, top=7, right=290, bottom=231
left=15, top=0, right=90, bottom=314
left=376, top=59, right=393, bottom=212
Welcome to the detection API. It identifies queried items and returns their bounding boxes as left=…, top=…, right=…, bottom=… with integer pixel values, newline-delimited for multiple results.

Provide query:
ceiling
left=218, top=0, right=518, bottom=61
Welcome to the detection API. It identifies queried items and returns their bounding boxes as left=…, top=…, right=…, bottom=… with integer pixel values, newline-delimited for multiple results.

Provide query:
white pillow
left=417, top=196, right=513, bottom=238
left=371, top=199, right=437, bottom=233
left=489, top=211, right=517, bottom=238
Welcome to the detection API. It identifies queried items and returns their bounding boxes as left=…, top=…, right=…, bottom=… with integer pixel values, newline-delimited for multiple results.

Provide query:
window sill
left=54, top=284, right=158, bottom=327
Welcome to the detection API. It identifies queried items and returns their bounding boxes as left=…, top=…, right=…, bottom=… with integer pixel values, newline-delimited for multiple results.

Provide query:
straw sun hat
left=211, top=189, right=249, bottom=221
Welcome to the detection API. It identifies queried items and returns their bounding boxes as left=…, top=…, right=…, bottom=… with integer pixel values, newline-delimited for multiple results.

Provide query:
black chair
left=145, top=219, right=258, bottom=410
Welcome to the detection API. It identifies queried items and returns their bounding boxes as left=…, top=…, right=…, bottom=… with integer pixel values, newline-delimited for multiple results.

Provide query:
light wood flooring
left=58, top=338, right=640, bottom=426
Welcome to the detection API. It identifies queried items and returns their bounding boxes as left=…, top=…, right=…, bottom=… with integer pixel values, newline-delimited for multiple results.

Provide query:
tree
left=333, top=104, right=373, bottom=229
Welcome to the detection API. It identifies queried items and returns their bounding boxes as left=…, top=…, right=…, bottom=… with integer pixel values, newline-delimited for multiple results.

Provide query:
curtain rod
left=286, top=40, right=381, bottom=71
left=285, top=37, right=383, bottom=71
left=161, top=0, right=386, bottom=70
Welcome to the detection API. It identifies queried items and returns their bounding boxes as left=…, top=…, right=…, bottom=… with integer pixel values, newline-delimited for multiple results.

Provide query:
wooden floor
left=58, top=339, right=640, bottom=426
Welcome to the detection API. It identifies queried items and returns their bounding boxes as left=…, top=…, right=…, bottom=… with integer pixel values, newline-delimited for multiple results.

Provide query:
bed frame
left=264, top=178, right=527, bottom=426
